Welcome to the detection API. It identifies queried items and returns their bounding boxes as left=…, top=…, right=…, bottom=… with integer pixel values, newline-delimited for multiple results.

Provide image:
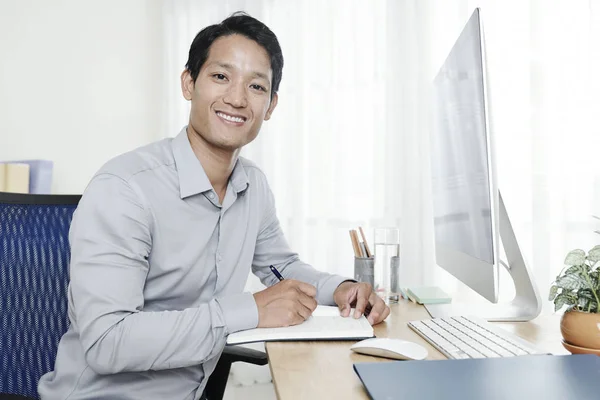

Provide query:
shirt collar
left=172, top=126, right=250, bottom=199
left=230, top=158, right=250, bottom=194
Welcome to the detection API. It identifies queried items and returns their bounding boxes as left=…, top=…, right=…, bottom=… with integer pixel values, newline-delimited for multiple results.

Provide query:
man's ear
left=264, top=93, right=279, bottom=121
left=181, top=69, right=195, bottom=101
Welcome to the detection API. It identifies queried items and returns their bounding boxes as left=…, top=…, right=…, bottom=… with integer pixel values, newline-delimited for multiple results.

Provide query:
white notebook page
left=226, top=305, right=374, bottom=345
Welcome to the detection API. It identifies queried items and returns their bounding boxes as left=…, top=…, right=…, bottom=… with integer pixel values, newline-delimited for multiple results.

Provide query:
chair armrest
left=203, top=345, right=268, bottom=400
left=0, top=394, right=36, bottom=400
left=220, top=345, right=268, bottom=365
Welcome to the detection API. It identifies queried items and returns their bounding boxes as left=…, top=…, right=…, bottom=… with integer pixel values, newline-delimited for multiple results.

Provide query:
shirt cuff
left=215, top=292, right=259, bottom=334
left=318, top=274, right=355, bottom=306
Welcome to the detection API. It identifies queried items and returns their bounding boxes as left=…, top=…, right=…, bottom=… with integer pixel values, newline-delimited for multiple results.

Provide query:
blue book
left=354, top=354, right=600, bottom=400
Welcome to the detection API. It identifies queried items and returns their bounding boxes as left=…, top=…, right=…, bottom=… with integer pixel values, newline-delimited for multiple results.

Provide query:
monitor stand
left=425, top=192, right=542, bottom=322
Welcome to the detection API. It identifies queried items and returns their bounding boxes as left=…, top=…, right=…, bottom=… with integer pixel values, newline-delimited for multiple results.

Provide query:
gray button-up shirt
left=38, top=127, right=348, bottom=400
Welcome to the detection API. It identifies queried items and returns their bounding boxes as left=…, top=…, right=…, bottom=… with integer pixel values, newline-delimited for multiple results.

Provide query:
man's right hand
left=253, top=280, right=318, bottom=328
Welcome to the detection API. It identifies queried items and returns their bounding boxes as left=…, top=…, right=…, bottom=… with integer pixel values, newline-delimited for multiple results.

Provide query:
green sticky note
left=406, top=286, right=452, bottom=304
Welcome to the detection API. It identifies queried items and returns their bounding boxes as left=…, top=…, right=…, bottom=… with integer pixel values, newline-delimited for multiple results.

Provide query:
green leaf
left=588, top=245, right=600, bottom=263
left=564, top=249, right=586, bottom=266
left=554, top=292, right=577, bottom=312
left=564, top=265, right=581, bottom=275
left=578, top=288, right=595, bottom=300
left=556, top=274, right=586, bottom=291
left=590, top=270, right=599, bottom=291
left=554, top=295, right=566, bottom=312
left=578, top=297, right=590, bottom=310
left=548, top=285, right=558, bottom=301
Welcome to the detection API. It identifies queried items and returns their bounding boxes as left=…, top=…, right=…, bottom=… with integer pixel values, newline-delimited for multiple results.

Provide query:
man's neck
left=186, top=126, right=239, bottom=201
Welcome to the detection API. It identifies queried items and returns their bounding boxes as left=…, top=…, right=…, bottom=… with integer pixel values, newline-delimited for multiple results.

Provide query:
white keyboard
left=408, top=315, right=548, bottom=359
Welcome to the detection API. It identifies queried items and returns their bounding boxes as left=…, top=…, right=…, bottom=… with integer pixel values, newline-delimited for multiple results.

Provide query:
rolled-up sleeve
left=69, top=174, right=233, bottom=375
left=251, top=182, right=349, bottom=305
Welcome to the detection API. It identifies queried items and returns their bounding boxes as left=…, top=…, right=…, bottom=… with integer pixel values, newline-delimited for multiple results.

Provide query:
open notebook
left=226, top=305, right=374, bottom=345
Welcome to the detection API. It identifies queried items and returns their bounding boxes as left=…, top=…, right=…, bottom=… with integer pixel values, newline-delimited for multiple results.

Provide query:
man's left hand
left=333, top=281, right=390, bottom=325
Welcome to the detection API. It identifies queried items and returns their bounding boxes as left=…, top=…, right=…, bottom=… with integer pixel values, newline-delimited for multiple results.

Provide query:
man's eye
left=213, top=74, right=227, bottom=80
left=251, top=84, right=266, bottom=92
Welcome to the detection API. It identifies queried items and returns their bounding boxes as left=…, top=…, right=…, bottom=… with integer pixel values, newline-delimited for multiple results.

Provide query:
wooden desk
left=266, top=301, right=568, bottom=400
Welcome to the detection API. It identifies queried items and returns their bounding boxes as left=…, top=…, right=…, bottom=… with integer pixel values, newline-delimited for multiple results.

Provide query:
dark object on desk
left=354, top=354, right=600, bottom=400
left=0, top=193, right=266, bottom=400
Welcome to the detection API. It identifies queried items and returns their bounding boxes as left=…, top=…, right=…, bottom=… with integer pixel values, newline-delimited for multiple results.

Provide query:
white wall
left=0, top=0, right=164, bottom=194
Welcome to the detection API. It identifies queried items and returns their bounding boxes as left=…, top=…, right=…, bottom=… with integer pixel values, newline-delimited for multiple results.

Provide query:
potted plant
left=549, top=245, right=600, bottom=354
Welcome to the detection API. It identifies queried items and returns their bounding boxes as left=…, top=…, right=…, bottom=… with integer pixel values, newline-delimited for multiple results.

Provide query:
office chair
left=0, top=192, right=267, bottom=400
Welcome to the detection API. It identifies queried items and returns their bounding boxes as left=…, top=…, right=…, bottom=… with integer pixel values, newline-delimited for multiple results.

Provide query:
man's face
left=181, top=34, right=278, bottom=152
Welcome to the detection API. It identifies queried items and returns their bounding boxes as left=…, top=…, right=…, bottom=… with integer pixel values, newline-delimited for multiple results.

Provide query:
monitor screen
left=431, top=9, right=494, bottom=265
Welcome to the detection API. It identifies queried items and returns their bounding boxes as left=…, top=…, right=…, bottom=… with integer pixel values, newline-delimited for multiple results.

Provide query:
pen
left=269, top=265, right=285, bottom=281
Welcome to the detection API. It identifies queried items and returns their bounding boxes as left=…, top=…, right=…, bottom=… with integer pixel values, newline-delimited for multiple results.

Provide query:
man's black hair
left=185, top=12, right=283, bottom=98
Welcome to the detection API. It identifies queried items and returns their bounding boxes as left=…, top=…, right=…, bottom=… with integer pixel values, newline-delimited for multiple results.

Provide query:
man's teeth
left=217, top=112, right=245, bottom=123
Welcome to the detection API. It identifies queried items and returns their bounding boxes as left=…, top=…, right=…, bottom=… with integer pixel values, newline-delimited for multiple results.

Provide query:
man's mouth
left=216, top=111, right=247, bottom=124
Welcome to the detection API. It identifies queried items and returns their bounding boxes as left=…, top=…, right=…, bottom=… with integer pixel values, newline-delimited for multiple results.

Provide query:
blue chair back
left=0, top=193, right=80, bottom=399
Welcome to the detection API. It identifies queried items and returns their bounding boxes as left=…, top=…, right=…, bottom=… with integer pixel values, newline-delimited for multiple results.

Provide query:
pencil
left=351, top=229, right=364, bottom=258
left=358, top=227, right=372, bottom=257
left=349, top=230, right=360, bottom=257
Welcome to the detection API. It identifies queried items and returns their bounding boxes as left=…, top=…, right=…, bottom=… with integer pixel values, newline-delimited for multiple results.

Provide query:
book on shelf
left=0, top=159, right=53, bottom=194
left=0, top=164, right=5, bottom=191
left=12, top=159, right=53, bottom=194
left=0, top=162, right=30, bottom=193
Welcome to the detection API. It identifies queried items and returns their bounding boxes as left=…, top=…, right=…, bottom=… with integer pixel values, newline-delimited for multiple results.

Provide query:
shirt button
left=208, top=192, right=215, bottom=199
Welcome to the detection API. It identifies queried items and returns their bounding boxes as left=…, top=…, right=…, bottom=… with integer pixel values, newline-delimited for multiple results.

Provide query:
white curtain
left=162, top=0, right=600, bottom=308
left=162, top=0, right=436, bottom=294
left=450, top=0, right=600, bottom=305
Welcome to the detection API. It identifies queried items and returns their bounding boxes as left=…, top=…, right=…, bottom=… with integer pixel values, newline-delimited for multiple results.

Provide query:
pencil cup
left=354, top=257, right=374, bottom=288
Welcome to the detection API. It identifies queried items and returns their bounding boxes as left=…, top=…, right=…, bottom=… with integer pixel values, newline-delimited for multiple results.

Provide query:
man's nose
left=223, top=83, right=248, bottom=108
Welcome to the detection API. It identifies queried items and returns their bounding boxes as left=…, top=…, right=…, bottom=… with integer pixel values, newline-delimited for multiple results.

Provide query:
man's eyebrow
left=251, top=71, right=270, bottom=81
left=210, top=62, right=270, bottom=82
left=212, top=62, right=234, bottom=71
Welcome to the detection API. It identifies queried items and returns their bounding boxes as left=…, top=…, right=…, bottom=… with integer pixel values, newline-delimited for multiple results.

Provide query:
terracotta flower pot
left=560, top=310, right=600, bottom=350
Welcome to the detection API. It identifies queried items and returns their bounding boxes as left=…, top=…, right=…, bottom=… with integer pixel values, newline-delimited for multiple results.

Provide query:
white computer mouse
left=350, top=338, right=428, bottom=361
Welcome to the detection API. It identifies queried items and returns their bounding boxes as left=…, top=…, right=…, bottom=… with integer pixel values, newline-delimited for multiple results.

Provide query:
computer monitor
left=427, top=8, right=542, bottom=321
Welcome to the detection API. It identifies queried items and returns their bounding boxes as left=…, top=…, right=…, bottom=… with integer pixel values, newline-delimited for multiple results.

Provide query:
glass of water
left=373, top=227, right=400, bottom=303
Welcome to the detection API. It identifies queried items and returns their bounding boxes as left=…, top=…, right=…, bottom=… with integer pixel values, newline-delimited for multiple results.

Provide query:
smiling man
left=38, top=12, right=389, bottom=400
